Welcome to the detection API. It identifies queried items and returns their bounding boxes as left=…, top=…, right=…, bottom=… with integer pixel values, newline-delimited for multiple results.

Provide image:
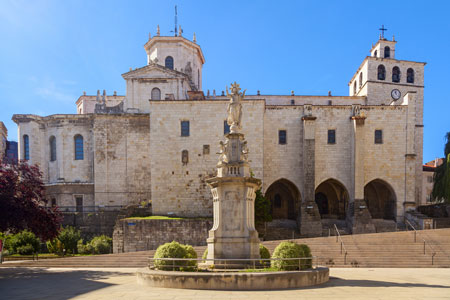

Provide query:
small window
left=328, top=129, right=336, bottom=144
left=75, top=196, right=83, bottom=212
left=384, top=46, right=390, bottom=58
left=224, top=120, right=230, bottom=135
left=181, top=150, right=189, bottom=165
left=165, top=56, right=174, bottom=69
left=290, top=99, right=295, bottom=105
left=407, top=68, right=414, bottom=83
left=151, top=88, right=161, bottom=100
left=74, top=135, right=84, bottom=160
left=392, top=66, right=401, bottom=83
left=278, top=130, right=287, bottom=145
left=49, top=136, right=56, bottom=161
left=374, top=50, right=378, bottom=57
left=353, top=81, right=357, bottom=95
left=23, top=135, right=29, bottom=160
left=274, top=194, right=282, bottom=208
left=375, top=130, right=383, bottom=144
left=377, top=65, right=386, bottom=80
left=359, top=72, right=363, bottom=88
left=181, top=121, right=190, bottom=137
left=203, top=145, right=210, bottom=155
left=51, top=198, right=56, bottom=207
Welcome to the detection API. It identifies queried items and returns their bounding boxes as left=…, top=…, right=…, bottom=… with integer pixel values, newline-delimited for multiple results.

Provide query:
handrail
left=333, top=224, right=348, bottom=265
left=405, top=219, right=436, bottom=265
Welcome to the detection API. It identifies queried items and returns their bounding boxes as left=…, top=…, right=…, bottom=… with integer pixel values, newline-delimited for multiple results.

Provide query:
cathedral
left=13, top=27, right=425, bottom=236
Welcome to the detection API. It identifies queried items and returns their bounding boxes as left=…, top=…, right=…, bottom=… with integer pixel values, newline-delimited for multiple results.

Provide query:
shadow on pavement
left=317, top=276, right=450, bottom=289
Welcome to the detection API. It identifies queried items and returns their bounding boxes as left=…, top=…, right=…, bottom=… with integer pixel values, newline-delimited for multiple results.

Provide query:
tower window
left=23, top=134, right=29, bottom=160
left=392, top=66, right=401, bottom=83
left=278, top=130, right=287, bottom=145
left=49, top=136, right=56, bottom=162
left=203, top=145, right=210, bottom=155
left=151, top=87, right=161, bottom=100
left=377, top=65, right=386, bottom=80
left=224, top=120, right=230, bottom=134
left=375, top=130, right=383, bottom=144
left=181, top=150, right=189, bottom=165
left=407, top=68, right=415, bottom=83
left=74, top=135, right=84, bottom=160
left=353, top=81, right=357, bottom=95
left=384, top=46, right=390, bottom=58
left=51, top=198, right=56, bottom=207
left=328, top=129, right=336, bottom=144
left=181, top=121, right=190, bottom=137
left=359, top=72, right=363, bottom=88
left=75, top=196, right=83, bottom=212
left=374, top=50, right=378, bottom=57
left=165, top=56, right=174, bottom=70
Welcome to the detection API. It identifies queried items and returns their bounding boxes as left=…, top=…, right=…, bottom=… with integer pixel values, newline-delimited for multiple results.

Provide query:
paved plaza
left=0, top=267, right=449, bottom=299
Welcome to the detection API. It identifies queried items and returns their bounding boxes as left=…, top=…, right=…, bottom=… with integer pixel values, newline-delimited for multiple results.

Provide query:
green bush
left=259, top=244, right=270, bottom=267
left=46, top=238, right=64, bottom=255
left=77, top=239, right=94, bottom=255
left=153, top=241, right=198, bottom=271
left=8, top=230, right=40, bottom=255
left=58, top=226, right=81, bottom=254
left=202, top=248, right=208, bottom=262
left=271, top=241, right=306, bottom=271
left=89, top=235, right=112, bottom=254
left=299, top=244, right=312, bottom=269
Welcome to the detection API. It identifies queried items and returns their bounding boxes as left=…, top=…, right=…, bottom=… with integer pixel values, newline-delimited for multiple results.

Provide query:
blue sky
left=0, top=0, right=449, bottom=163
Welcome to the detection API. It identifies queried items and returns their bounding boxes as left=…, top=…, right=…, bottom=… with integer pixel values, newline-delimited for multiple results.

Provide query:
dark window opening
left=182, top=150, right=189, bottom=165
left=274, top=194, right=282, bottom=208
left=384, top=46, right=390, bottom=58
left=377, top=65, right=386, bottom=80
left=278, top=130, right=287, bottom=145
left=51, top=198, right=56, bottom=207
left=328, top=129, right=336, bottom=144
left=203, top=145, right=210, bottom=155
left=392, top=66, right=401, bottom=83
left=359, top=72, right=363, bottom=88
left=353, top=81, right=357, bottom=94
left=181, top=121, right=190, bottom=137
left=23, top=135, right=29, bottom=160
left=165, top=56, right=174, bottom=69
left=375, top=130, right=383, bottom=144
left=75, top=196, right=83, bottom=212
left=224, top=120, right=230, bottom=135
left=49, top=136, right=56, bottom=161
left=374, top=50, right=378, bottom=57
left=407, top=68, right=414, bottom=83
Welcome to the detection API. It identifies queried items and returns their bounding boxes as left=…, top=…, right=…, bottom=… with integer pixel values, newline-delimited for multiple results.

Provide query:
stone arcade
left=13, top=27, right=425, bottom=237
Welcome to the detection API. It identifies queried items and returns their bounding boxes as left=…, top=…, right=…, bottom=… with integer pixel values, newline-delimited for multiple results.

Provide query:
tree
left=0, top=160, right=61, bottom=240
left=432, top=132, right=450, bottom=203
left=254, top=189, right=272, bottom=225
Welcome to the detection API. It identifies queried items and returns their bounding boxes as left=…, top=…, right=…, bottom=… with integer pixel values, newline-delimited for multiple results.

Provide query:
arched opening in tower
left=364, top=179, right=397, bottom=220
left=314, top=179, right=348, bottom=220
left=265, top=179, right=300, bottom=220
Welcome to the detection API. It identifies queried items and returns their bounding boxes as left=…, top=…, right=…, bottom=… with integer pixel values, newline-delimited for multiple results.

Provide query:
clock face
left=391, top=89, right=401, bottom=100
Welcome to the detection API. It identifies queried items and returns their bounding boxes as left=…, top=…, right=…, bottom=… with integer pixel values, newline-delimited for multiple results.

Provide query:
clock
left=391, top=89, right=401, bottom=100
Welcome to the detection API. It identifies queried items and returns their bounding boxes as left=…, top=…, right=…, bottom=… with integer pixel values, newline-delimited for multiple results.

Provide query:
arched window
left=165, top=56, right=174, bottom=69
left=407, top=68, right=414, bottom=83
left=384, top=46, right=390, bottom=58
left=49, top=136, right=56, bottom=162
left=377, top=65, right=386, bottom=80
left=392, top=66, right=401, bottom=82
left=181, top=150, right=189, bottom=165
left=359, top=72, right=363, bottom=88
left=23, top=135, right=29, bottom=160
left=197, top=69, right=200, bottom=89
left=353, top=81, right=357, bottom=95
left=374, top=50, right=378, bottom=57
left=74, top=135, right=84, bottom=160
left=151, top=88, right=161, bottom=100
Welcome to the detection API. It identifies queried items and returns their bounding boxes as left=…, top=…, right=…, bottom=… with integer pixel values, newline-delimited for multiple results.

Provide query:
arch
left=392, top=66, right=401, bottom=83
left=23, top=134, right=29, bottom=160
left=374, top=50, right=378, bottom=57
left=165, top=56, right=174, bottom=69
left=364, top=179, right=397, bottom=220
left=377, top=65, right=386, bottom=80
left=74, top=135, right=84, bottom=160
left=151, top=87, right=161, bottom=100
left=265, top=179, right=301, bottom=220
left=407, top=68, right=414, bottom=83
left=315, top=178, right=349, bottom=220
left=359, top=72, right=363, bottom=88
left=49, top=136, right=56, bottom=161
left=384, top=46, right=390, bottom=58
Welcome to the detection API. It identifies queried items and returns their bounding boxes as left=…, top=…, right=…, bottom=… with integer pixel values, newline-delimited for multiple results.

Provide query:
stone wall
left=113, top=218, right=213, bottom=253
left=62, top=211, right=121, bottom=240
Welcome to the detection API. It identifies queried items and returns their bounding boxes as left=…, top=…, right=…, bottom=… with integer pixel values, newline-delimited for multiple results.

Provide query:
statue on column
left=226, top=82, right=246, bottom=133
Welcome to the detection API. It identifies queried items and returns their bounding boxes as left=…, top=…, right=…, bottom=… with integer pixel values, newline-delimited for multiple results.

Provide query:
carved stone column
left=299, top=106, right=322, bottom=237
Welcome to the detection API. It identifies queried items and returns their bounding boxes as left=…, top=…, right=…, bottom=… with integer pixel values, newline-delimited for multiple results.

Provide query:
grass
left=124, top=216, right=211, bottom=220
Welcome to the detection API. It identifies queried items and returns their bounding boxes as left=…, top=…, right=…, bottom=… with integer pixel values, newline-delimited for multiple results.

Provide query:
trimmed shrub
left=259, top=244, right=270, bottom=267
left=153, top=241, right=198, bottom=271
left=58, top=226, right=81, bottom=254
left=9, top=230, right=40, bottom=255
left=90, top=235, right=112, bottom=254
left=77, top=239, right=94, bottom=255
left=271, top=241, right=303, bottom=271
left=299, top=244, right=312, bottom=269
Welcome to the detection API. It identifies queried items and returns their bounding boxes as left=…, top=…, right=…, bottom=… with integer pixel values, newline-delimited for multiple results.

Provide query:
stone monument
left=206, top=82, right=261, bottom=267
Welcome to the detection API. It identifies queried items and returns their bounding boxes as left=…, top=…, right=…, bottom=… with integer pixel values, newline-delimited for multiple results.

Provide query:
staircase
left=2, top=229, right=449, bottom=268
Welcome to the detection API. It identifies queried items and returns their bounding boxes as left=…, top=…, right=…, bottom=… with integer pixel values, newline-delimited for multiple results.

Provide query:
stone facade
left=0, top=121, right=6, bottom=159
left=12, top=30, right=425, bottom=236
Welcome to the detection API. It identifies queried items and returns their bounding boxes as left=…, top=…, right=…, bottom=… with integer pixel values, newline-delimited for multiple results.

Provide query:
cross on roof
left=379, top=25, right=388, bottom=39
